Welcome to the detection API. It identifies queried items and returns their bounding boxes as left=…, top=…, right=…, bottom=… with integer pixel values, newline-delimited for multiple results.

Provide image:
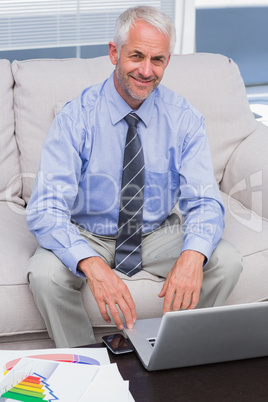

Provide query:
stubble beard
left=115, top=63, right=159, bottom=103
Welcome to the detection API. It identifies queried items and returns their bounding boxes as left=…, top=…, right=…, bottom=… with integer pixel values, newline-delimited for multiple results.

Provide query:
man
left=26, top=6, right=242, bottom=348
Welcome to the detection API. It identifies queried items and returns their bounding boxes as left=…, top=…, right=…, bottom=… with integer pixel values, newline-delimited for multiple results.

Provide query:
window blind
left=0, top=0, right=175, bottom=51
left=196, top=0, right=268, bottom=8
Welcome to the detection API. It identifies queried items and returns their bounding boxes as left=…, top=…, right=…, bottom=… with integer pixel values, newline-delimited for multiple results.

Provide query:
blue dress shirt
left=26, top=72, right=224, bottom=276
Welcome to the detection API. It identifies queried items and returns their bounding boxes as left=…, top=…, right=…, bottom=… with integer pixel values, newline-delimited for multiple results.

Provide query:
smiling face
left=109, top=20, right=171, bottom=110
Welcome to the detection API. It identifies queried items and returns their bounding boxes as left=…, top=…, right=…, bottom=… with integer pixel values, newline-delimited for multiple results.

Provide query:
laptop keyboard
left=147, top=338, right=156, bottom=348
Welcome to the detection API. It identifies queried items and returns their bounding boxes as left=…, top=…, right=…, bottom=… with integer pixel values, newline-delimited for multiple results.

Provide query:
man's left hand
left=158, top=250, right=205, bottom=312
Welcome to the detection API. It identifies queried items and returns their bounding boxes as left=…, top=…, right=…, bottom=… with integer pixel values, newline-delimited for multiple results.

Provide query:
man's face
left=109, top=20, right=171, bottom=109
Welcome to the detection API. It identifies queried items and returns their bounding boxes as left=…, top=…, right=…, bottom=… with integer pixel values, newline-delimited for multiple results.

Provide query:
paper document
left=0, top=348, right=134, bottom=401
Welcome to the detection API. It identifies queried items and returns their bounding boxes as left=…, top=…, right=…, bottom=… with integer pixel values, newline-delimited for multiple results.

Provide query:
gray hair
left=113, top=6, right=176, bottom=54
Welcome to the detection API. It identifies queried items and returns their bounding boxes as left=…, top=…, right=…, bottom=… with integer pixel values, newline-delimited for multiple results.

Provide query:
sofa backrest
left=0, top=60, right=22, bottom=205
left=161, top=53, right=257, bottom=183
left=12, top=57, right=114, bottom=203
left=11, top=53, right=257, bottom=204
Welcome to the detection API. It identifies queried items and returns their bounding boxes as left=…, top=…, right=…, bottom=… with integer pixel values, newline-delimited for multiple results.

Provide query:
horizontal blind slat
left=0, top=0, right=175, bottom=51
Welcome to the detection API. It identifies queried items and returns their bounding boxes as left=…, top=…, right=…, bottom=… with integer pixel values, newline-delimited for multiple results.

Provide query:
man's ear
left=109, top=42, right=118, bottom=65
left=165, top=53, right=171, bottom=69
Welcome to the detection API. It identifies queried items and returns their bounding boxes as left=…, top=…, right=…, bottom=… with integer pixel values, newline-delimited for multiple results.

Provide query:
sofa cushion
left=221, top=192, right=268, bottom=304
left=162, top=53, right=258, bottom=184
left=0, top=60, right=22, bottom=205
left=0, top=202, right=38, bottom=285
left=12, top=57, right=114, bottom=203
left=220, top=123, right=268, bottom=220
left=0, top=201, right=45, bottom=336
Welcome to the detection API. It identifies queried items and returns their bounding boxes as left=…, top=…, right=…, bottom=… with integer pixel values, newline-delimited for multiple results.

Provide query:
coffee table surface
left=87, top=343, right=268, bottom=401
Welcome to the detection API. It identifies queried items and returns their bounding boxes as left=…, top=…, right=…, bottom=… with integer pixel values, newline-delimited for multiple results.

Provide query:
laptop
left=123, top=301, right=268, bottom=371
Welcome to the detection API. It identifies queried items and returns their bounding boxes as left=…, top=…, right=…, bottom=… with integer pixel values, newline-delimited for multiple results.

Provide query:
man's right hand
left=78, top=256, right=136, bottom=330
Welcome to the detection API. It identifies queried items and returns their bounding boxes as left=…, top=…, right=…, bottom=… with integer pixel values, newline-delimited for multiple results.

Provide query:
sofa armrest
left=220, top=122, right=268, bottom=220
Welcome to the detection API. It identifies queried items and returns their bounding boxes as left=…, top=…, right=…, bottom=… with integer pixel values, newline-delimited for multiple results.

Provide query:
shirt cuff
left=54, top=242, right=101, bottom=277
left=181, top=235, right=216, bottom=266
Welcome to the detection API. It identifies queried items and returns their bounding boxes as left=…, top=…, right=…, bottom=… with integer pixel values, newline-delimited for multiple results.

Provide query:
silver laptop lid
left=125, top=302, right=268, bottom=371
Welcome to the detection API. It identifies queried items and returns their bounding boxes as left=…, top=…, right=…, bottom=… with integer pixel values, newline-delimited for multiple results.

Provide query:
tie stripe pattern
left=115, top=113, right=145, bottom=277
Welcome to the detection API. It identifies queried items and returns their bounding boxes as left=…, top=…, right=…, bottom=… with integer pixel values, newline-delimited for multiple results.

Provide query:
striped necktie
left=115, top=113, right=145, bottom=277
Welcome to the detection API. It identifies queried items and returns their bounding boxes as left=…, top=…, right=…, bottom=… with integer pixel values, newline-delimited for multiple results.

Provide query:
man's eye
left=131, top=54, right=143, bottom=60
left=152, top=58, right=164, bottom=66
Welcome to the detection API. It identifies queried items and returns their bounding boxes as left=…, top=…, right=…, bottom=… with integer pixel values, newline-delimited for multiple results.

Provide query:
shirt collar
left=105, top=72, right=155, bottom=128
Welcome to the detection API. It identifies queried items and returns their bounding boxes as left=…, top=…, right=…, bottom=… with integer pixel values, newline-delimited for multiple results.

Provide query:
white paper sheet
left=0, top=347, right=110, bottom=382
left=0, top=348, right=135, bottom=401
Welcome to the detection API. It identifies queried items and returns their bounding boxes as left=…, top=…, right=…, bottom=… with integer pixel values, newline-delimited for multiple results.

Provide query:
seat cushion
left=221, top=192, right=268, bottom=304
left=0, top=202, right=45, bottom=337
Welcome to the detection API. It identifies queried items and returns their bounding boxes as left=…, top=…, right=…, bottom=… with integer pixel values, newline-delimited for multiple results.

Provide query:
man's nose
left=138, top=58, right=153, bottom=78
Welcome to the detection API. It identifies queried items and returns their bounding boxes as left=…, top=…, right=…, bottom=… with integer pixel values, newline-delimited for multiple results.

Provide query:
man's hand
left=158, top=250, right=205, bottom=313
left=78, top=257, right=136, bottom=330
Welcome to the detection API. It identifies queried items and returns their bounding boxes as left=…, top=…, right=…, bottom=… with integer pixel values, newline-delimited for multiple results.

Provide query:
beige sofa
left=1, top=53, right=268, bottom=350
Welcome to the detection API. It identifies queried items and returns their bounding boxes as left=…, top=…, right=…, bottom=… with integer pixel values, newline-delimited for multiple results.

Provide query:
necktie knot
left=124, top=113, right=140, bottom=128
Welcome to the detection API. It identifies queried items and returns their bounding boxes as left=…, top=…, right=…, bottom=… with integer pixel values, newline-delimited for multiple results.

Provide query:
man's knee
left=197, top=239, right=243, bottom=307
left=207, top=239, right=243, bottom=286
left=26, top=247, right=84, bottom=296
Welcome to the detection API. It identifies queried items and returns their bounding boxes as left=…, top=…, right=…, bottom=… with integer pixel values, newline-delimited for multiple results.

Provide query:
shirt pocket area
left=143, top=169, right=179, bottom=225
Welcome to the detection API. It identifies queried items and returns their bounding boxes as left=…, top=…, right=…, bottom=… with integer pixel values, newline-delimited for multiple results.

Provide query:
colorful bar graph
left=1, top=353, right=101, bottom=401
left=2, top=375, right=46, bottom=401
left=1, top=392, right=42, bottom=401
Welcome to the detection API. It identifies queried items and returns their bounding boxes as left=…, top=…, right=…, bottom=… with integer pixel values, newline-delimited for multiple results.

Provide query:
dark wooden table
left=87, top=343, right=268, bottom=402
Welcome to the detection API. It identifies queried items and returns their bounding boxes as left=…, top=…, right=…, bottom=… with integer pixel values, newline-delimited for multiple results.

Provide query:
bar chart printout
left=0, top=353, right=103, bottom=401
left=2, top=373, right=57, bottom=401
left=0, top=349, right=131, bottom=401
left=0, top=358, right=58, bottom=401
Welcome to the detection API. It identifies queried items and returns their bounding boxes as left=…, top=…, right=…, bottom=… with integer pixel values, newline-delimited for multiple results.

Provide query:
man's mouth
left=130, top=75, right=156, bottom=85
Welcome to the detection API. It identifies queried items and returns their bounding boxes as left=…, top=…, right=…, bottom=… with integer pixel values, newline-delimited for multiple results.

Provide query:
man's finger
left=188, top=289, right=200, bottom=310
left=162, top=285, right=178, bottom=313
left=122, top=291, right=137, bottom=323
left=103, top=289, right=136, bottom=330
left=158, top=274, right=170, bottom=298
left=108, top=302, right=125, bottom=330
left=98, top=300, right=111, bottom=324
left=177, top=291, right=192, bottom=310
left=116, top=299, right=135, bottom=329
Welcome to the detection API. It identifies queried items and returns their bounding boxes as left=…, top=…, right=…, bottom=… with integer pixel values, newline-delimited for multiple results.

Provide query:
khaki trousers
left=26, top=215, right=243, bottom=348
